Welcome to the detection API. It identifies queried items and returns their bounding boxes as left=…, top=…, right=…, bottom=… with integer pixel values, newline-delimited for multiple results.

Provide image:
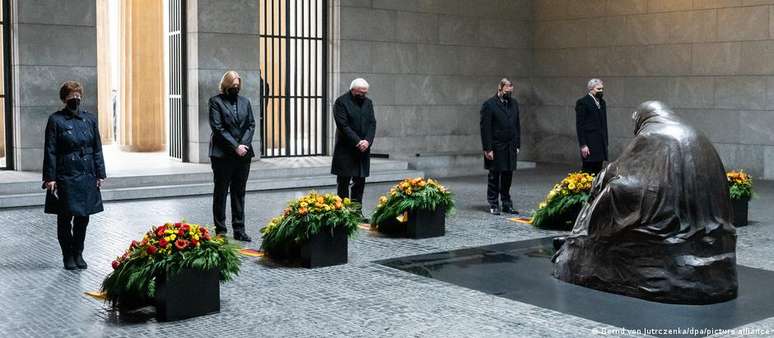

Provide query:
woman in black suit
left=209, top=71, right=256, bottom=242
left=43, top=81, right=106, bottom=270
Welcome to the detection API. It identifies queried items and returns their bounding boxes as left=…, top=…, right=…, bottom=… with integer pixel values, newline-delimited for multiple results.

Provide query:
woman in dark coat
left=43, top=81, right=106, bottom=270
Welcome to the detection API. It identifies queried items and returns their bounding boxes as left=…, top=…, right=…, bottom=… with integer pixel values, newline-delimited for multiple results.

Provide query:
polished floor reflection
left=379, top=237, right=774, bottom=338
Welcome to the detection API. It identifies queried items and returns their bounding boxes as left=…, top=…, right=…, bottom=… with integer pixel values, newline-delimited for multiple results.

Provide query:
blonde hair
left=498, top=78, right=512, bottom=91
left=219, top=71, right=241, bottom=94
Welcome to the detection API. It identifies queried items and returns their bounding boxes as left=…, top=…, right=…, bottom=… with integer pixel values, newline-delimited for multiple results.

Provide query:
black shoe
left=73, top=252, right=88, bottom=270
left=502, top=206, right=519, bottom=215
left=489, top=206, right=501, bottom=215
left=63, top=255, right=77, bottom=270
left=233, top=232, right=252, bottom=242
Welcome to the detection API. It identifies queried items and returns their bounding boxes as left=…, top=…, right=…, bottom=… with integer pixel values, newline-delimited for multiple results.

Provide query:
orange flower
left=299, top=207, right=308, bottom=215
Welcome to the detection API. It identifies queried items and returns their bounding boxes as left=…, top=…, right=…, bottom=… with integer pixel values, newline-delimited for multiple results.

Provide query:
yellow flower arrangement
left=372, top=177, right=455, bottom=227
left=260, top=191, right=361, bottom=253
left=727, top=170, right=753, bottom=200
left=531, top=172, right=595, bottom=229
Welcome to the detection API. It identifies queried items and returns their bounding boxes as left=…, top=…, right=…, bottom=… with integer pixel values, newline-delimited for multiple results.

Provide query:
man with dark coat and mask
left=331, top=78, right=376, bottom=220
left=43, top=81, right=106, bottom=270
left=209, top=70, right=261, bottom=242
left=553, top=101, right=738, bottom=304
left=480, top=78, right=521, bottom=215
left=575, top=78, right=608, bottom=175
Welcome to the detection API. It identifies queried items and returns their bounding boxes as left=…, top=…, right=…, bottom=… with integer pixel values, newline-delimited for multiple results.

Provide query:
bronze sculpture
left=553, top=101, right=738, bottom=304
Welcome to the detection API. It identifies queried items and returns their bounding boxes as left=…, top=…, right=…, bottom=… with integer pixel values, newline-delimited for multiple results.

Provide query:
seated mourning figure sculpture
left=552, top=101, right=738, bottom=304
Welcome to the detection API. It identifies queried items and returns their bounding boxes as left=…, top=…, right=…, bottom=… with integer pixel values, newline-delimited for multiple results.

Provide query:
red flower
left=155, top=227, right=165, bottom=238
left=146, top=245, right=158, bottom=255
left=130, top=240, right=139, bottom=249
left=178, top=229, right=185, bottom=236
left=181, top=224, right=190, bottom=232
left=191, top=239, right=199, bottom=247
left=202, top=233, right=211, bottom=241
left=111, top=260, right=120, bottom=269
left=159, top=239, right=169, bottom=248
left=174, top=239, right=189, bottom=250
left=174, top=222, right=182, bottom=227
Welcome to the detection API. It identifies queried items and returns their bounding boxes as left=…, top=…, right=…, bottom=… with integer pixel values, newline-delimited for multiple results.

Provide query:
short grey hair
left=350, top=78, right=369, bottom=90
left=587, top=78, right=604, bottom=92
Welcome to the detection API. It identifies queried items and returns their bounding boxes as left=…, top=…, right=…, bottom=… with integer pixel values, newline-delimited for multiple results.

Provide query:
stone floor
left=1, top=164, right=772, bottom=338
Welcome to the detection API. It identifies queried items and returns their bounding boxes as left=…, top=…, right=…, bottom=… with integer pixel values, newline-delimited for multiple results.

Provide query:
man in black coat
left=575, top=78, right=608, bottom=175
left=209, top=71, right=261, bottom=242
left=480, top=78, right=521, bottom=215
left=331, top=78, right=376, bottom=218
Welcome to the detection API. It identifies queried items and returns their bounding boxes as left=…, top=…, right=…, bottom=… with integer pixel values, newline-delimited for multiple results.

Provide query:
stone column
left=10, top=0, right=97, bottom=170
left=186, top=0, right=261, bottom=163
left=118, top=0, right=165, bottom=152
left=96, top=0, right=113, bottom=145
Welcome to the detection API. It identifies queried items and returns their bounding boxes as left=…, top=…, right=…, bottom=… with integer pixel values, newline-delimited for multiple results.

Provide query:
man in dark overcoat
left=331, top=78, right=376, bottom=218
left=480, top=78, right=521, bottom=215
left=575, top=78, right=609, bottom=175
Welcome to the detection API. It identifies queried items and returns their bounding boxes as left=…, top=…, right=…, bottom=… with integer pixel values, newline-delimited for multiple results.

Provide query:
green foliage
left=371, top=178, right=455, bottom=228
left=100, top=227, right=241, bottom=308
left=729, top=184, right=752, bottom=200
left=727, top=170, right=753, bottom=200
left=531, top=191, right=588, bottom=230
left=260, top=192, right=361, bottom=253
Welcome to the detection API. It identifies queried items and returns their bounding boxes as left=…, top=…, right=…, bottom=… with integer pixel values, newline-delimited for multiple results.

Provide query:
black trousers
left=57, top=214, right=89, bottom=256
left=582, top=161, right=603, bottom=175
left=336, top=176, right=366, bottom=204
left=212, top=158, right=251, bottom=234
left=487, top=170, right=513, bottom=208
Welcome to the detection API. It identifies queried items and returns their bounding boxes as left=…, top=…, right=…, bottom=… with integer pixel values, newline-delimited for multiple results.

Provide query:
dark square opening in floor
left=377, top=237, right=774, bottom=338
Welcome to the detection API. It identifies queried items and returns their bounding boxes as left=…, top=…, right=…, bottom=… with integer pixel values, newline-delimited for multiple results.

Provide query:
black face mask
left=353, top=94, right=366, bottom=103
left=594, top=92, right=604, bottom=100
left=502, top=92, right=512, bottom=100
left=226, top=87, right=240, bottom=99
left=66, top=98, right=81, bottom=113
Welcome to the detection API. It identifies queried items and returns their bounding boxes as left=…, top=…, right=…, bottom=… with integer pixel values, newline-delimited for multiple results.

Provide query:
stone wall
left=331, top=0, right=534, bottom=162
left=529, top=0, right=774, bottom=178
left=186, top=0, right=262, bottom=163
left=10, top=0, right=97, bottom=170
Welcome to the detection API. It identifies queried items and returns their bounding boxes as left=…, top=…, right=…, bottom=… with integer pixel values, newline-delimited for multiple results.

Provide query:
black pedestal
left=406, top=207, right=445, bottom=239
left=731, top=198, right=749, bottom=227
left=377, top=207, right=445, bottom=239
left=267, top=225, right=349, bottom=268
left=155, top=268, right=220, bottom=321
left=299, top=225, right=348, bottom=268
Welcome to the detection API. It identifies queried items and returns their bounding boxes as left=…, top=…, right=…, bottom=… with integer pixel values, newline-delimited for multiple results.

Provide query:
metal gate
left=260, top=0, right=327, bottom=157
left=167, top=0, right=187, bottom=161
left=1, top=0, right=11, bottom=169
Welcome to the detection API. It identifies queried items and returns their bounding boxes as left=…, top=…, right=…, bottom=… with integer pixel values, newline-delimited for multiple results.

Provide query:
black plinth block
left=155, top=268, right=220, bottom=322
left=378, top=237, right=774, bottom=338
left=267, top=225, right=349, bottom=268
left=377, top=207, right=445, bottom=239
left=300, top=225, right=348, bottom=268
left=731, top=198, right=749, bottom=227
